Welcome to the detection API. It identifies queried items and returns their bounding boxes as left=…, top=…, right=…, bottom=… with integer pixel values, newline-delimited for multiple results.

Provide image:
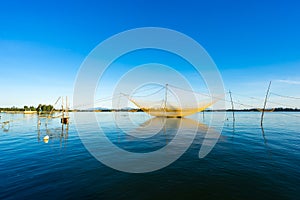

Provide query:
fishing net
left=129, top=84, right=216, bottom=117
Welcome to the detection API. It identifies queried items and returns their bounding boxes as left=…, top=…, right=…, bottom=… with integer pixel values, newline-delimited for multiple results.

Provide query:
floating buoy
left=43, top=135, right=49, bottom=143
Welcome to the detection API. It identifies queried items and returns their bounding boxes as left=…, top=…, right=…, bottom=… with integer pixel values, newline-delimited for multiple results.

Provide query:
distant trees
left=23, top=106, right=36, bottom=111
left=0, top=107, right=23, bottom=111
left=0, top=104, right=54, bottom=112
left=29, top=106, right=36, bottom=111
left=36, top=104, right=53, bottom=112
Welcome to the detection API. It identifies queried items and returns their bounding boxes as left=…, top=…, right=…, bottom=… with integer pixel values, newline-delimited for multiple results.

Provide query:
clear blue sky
left=1, top=0, right=300, bottom=109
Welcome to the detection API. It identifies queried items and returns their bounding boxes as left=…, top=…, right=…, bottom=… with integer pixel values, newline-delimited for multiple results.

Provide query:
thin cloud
left=276, top=79, right=300, bottom=85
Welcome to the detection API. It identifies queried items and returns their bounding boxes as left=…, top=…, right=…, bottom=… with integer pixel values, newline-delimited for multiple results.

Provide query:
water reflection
left=117, top=117, right=222, bottom=167
left=1, top=121, right=10, bottom=132
left=261, top=125, right=267, bottom=145
left=231, top=119, right=235, bottom=139
left=1, top=114, right=9, bottom=132
left=78, top=113, right=222, bottom=172
left=260, top=125, right=274, bottom=159
left=115, top=117, right=210, bottom=144
left=37, top=120, right=69, bottom=149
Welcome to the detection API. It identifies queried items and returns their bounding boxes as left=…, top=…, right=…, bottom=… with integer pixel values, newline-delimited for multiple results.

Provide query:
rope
left=71, top=84, right=300, bottom=110
left=228, top=91, right=299, bottom=109
left=73, top=88, right=165, bottom=109
left=167, top=84, right=257, bottom=108
left=131, top=87, right=164, bottom=98
left=230, top=91, right=265, bottom=101
left=270, top=92, right=300, bottom=100
left=167, top=84, right=209, bottom=96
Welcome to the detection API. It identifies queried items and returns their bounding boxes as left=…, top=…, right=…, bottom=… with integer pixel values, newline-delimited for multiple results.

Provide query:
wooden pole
left=164, top=84, right=168, bottom=111
left=62, top=96, right=64, bottom=119
left=66, top=96, right=68, bottom=116
left=229, top=90, right=235, bottom=122
left=261, top=81, right=272, bottom=126
left=48, top=96, right=61, bottom=118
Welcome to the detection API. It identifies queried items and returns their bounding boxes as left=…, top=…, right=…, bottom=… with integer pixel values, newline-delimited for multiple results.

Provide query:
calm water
left=0, top=112, right=299, bottom=199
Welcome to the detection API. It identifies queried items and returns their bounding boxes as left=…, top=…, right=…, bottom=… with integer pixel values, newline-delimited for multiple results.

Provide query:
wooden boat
left=24, top=110, right=37, bottom=114
left=257, top=108, right=275, bottom=112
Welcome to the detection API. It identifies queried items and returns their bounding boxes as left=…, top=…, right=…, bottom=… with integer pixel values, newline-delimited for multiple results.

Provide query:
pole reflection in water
left=76, top=112, right=223, bottom=172
left=261, top=125, right=267, bottom=145
left=37, top=118, right=69, bottom=150
left=260, top=125, right=273, bottom=157
left=116, top=117, right=216, bottom=160
left=1, top=121, right=10, bottom=132
left=0, top=114, right=10, bottom=132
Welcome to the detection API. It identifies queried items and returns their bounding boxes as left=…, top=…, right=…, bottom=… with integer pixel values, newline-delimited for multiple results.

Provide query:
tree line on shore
left=0, top=104, right=54, bottom=112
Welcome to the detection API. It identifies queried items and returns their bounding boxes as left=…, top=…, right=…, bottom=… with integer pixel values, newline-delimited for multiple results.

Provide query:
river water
left=0, top=112, right=299, bottom=199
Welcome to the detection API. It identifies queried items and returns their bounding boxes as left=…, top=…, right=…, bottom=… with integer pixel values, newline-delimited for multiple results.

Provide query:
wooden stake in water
left=229, top=90, right=235, bottom=122
left=66, top=96, right=68, bottom=117
left=61, top=96, right=64, bottom=119
left=261, top=81, right=272, bottom=126
left=164, top=84, right=168, bottom=111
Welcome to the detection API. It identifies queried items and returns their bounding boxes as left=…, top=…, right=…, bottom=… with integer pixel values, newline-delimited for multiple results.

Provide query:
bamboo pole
left=164, top=84, right=168, bottom=111
left=66, top=96, right=68, bottom=116
left=229, top=90, right=235, bottom=122
left=62, top=96, right=64, bottom=119
left=261, top=81, right=272, bottom=126
left=48, top=96, right=61, bottom=118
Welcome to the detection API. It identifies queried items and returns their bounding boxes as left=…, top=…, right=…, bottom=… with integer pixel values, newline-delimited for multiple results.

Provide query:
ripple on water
left=0, top=112, right=299, bottom=199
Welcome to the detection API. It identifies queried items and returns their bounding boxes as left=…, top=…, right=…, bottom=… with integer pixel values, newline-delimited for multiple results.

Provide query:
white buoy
left=43, top=135, right=49, bottom=143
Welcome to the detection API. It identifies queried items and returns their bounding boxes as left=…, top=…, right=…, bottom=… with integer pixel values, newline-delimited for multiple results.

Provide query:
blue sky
left=0, top=0, right=300, bottom=109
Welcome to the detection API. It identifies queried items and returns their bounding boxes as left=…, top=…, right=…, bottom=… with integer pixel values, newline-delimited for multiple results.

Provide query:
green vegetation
left=0, top=104, right=54, bottom=112
left=0, top=106, right=24, bottom=111
left=36, top=104, right=54, bottom=112
left=24, top=106, right=36, bottom=111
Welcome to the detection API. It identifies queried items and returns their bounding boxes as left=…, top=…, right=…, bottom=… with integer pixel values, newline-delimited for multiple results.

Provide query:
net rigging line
left=72, top=94, right=124, bottom=109
left=229, top=91, right=299, bottom=108
left=270, top=92, right=300, bottom=100
left=72, top=85, right=166, bottom=109
left=132, top=86, right=299, bottom=110
left=229, top=91, right=265, bottom=101
left=163, top=84, right=261, bottom=109
left=268, top=94, right=298, bottom=108
left=72, top=84, right=299, bottom=110
left=72, top=84, right=209, bottom=110
left=167, top=84, right=210, bottom=96
left=224, top=92, right=300, bottom=115
left=131, top=86, right=165, bottom=98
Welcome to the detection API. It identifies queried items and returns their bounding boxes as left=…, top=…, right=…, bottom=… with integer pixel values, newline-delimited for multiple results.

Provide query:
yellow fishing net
left=129, top=84, right=216, bottom=117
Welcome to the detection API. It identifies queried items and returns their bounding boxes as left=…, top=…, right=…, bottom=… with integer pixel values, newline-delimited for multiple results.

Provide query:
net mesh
left=129, top=84, right=215, bottom=117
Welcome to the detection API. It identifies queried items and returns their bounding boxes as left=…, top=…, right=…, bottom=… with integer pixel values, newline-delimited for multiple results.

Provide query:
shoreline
left=1, top=109, right=300, bottom=114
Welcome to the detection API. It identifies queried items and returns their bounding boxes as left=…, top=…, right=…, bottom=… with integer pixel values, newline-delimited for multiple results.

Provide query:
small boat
left=257, top=108, right=275, bottom=112
left=24, top=110, right=37, bottom=114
